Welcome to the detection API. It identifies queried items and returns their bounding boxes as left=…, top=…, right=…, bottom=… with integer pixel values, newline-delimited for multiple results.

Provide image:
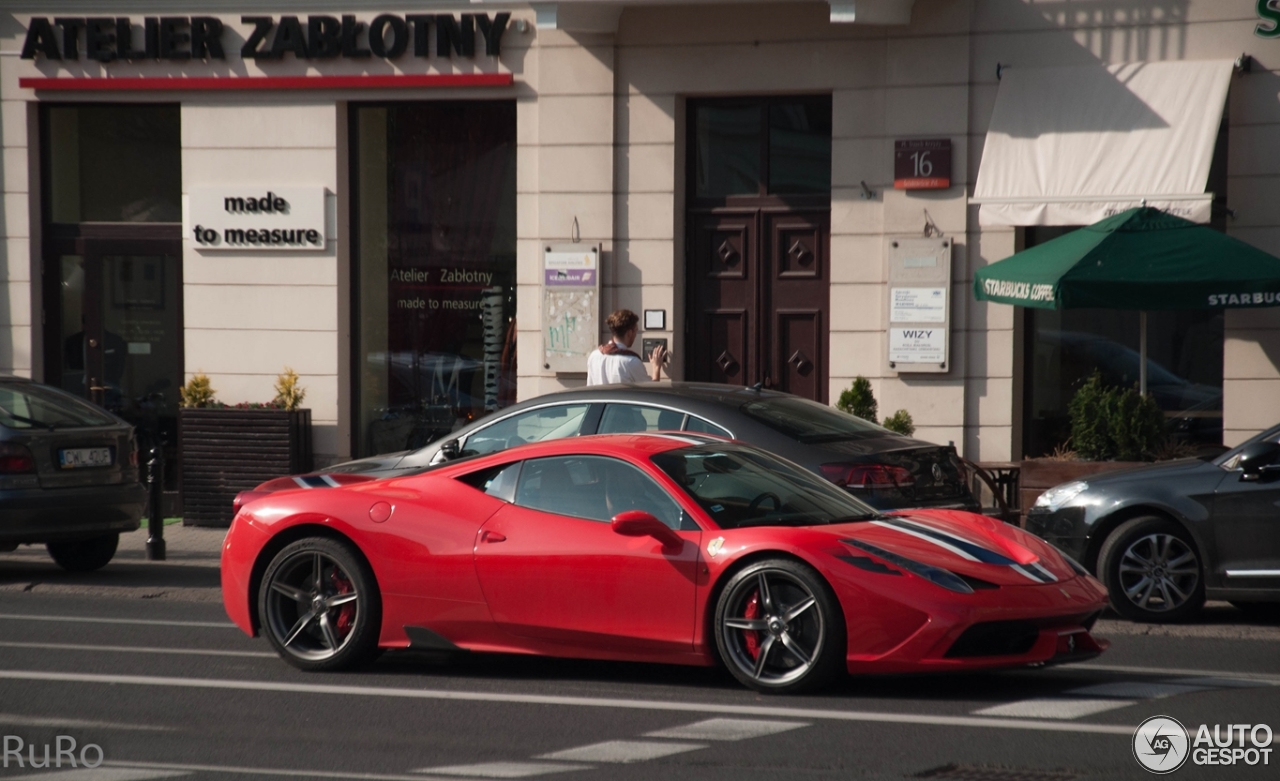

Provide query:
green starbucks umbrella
left=973, top=207, right=1280, bottom=393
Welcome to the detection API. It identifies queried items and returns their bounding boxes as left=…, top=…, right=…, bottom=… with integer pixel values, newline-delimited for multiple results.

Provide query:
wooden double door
left=688, top=208, right=830, bottom=402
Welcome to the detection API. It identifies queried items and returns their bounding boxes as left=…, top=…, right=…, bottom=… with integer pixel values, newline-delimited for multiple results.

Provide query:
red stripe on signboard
left=19, top=73, right=514, bottom=91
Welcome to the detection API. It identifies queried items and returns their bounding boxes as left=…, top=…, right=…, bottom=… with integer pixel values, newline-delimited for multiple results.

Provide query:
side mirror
left=611, top=511, right=682, bottom=551
left=1237, top=441, right=1280, bottom=480
left=439, top=440, right=461, bottom=461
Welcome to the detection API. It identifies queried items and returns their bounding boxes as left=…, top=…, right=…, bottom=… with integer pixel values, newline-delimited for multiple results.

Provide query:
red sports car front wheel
left=259, top=537, right=382, bottom=671
left=714, top=559, right=846, bottom=694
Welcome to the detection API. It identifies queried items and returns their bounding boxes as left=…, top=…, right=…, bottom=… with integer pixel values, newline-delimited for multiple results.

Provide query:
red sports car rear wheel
left=714, top=559, right=846, bottom=693
left=259, top=537, right=382, bottom=671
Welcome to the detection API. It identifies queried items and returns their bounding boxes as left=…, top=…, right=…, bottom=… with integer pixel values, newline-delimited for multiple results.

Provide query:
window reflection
left=354, top=102, right=517, bottom=457
left=1023, top=230, right=1224, bottom=457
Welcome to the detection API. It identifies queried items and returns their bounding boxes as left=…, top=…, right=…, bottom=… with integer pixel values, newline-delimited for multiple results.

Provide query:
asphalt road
left=1, top=530, right=1278, bottom=781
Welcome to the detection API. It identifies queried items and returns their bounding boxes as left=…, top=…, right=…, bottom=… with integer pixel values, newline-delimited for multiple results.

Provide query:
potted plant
left=179, top=368, right=313, bottom=527
left=1018, top=372, right=1170, bottom=517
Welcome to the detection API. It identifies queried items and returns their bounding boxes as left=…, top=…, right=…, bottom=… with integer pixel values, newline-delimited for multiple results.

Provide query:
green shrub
left=882, top=409, right=915, bottom=436
left=1068, top=371, right=1165, bottom=461
left=180, top=373, right=217, bottom=408
left=273, top=366, right=307, bottom=411
left=836, top=376, right=878, bottom=422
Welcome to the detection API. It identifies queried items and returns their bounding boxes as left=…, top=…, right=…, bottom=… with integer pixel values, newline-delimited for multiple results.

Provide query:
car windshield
left=0, top=381, right=117, bottom=430
left=651, top=443, right=880, bottom=528
left=740, top=395, right=890, bottom=444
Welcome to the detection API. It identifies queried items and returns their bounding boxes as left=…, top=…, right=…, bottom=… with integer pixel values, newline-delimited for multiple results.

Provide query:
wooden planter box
left=1018, top=458, right=1145, bottom=524
left=180, top=408, right=312, bottom=527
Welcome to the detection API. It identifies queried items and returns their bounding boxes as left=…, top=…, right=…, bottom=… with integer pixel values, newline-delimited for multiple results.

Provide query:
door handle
left=480, top=531, right=506, bottom=543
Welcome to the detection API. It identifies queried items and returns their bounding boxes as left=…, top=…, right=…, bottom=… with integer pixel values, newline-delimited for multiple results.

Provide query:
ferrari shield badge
left=707, top=537, right=725, bottom=557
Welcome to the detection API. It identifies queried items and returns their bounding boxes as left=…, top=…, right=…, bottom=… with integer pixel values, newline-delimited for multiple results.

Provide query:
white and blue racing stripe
left=873, top=517, right=1058, bottom=583
left=292, top=475, right=342, bottom=489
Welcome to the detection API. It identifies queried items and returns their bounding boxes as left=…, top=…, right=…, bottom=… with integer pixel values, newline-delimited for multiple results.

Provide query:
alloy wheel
left=1117, top=533, right=1199, bottom=613
left=719, top=568, right=825, bottom=687
left=263, top=549, right=362, bottom=662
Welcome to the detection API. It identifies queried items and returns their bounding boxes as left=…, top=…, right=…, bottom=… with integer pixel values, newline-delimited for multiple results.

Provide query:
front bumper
left=1, top=482, right=146, bottom=543
left=1024, top=506, right=1090, bottom=562
left=843, top=574, right=1110, bottom=675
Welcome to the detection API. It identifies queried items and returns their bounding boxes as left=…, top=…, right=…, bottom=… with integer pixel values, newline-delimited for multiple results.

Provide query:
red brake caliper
left=330, top=570, right=355, bottom=636
left=743, top=591, right=762, bottom=660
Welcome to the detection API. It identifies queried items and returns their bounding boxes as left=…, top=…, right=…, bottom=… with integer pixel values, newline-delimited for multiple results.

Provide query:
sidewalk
left=0, top=524, right=226, bottom=603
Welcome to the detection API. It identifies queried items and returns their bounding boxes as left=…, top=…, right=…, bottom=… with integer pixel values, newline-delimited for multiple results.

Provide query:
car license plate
left=59, top=447, right=114, bottom=469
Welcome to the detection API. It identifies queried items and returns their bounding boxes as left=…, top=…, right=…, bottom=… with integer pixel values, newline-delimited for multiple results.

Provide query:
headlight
left=1033, top=481, right=1088, bottom=512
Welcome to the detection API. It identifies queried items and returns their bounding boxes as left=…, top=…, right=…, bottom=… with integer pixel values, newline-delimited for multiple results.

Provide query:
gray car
left=1, top=375, right=145, bottom=571
left=324, top=383, right=976, bottom=512
left=1026, top=423, right=1280, bottom=623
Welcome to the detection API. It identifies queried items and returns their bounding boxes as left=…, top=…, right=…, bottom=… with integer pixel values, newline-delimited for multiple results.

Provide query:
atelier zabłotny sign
left=20, top=13, right=510, bottom=61
left=189, top=188, right=326, bottom=251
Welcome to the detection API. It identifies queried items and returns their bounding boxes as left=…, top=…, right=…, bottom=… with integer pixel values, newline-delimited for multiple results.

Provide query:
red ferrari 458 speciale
left=222, top=433, right=1109, bottom=693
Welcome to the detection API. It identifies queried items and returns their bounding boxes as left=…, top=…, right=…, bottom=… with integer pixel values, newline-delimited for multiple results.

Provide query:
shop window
left=352, top=101, right=517, bottom=457
left=692, top=96, right=831, bottom=200
left=1022, top=228, right=1224, bottom=458
left=44, top=105, right=181, bottom=223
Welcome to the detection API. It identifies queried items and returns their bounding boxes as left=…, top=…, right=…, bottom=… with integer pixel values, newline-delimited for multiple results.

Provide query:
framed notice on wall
left=542, top=244, right=601, bottom=373
left=885, top=237, right=952, bottom=374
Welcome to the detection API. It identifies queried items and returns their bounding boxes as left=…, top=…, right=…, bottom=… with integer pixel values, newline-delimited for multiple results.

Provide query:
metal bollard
left=145, top=442, right=166, bottom=561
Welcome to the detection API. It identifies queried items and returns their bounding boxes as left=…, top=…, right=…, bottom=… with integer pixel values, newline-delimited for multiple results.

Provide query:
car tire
left=46, top=533, right=119, bottom=572
left=259, top=537, right=382, bottom=672
left=1098, top=516, right=1205, bottom=623
left=713, top=558, right=846, bottom=694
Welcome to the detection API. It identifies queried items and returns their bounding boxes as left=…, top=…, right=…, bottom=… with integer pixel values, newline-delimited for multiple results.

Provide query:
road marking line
left=973, top=698, right=1137, bottom=719
left=7, top=769, right=189, bottom=781
left=412, top=762, right=587, bottom=778
left=645, top=718, right=808, bottom=741
left=1065, top=682, right=1212, bottom=699
left=0, top=669, right=1139, bottom=737
left=0, top=713, right=174, bottom=732
left=103, top=761, right=472, bottom=781
left=0, top=613, right=234, bottom=629
left=0, top=641, right=273, bottom=658
left=537, top=740, right=705, bottom=763
left=1163, top=676, right=1272, bottom=689
left=1074, top=662, right=1280, bottom=684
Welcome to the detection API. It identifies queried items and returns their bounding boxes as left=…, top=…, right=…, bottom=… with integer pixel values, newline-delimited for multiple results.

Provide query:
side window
left=684, top=415, right=731, bottom=438
left=456, top=462, right=522, bottom=502
left=513, top=455, right=683, bottom=529
left=598, top=404, right=686, bottom=434
left=461, top=404, right=589, bottom=457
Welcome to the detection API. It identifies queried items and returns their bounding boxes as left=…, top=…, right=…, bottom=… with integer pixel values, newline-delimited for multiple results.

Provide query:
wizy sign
left=188, top=187, right=326, bottom=252
left=20, top=13, right=510, bottom=62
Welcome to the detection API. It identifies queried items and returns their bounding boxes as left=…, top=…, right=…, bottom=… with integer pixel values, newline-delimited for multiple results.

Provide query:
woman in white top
left=586, top=309, right=667, bottom=385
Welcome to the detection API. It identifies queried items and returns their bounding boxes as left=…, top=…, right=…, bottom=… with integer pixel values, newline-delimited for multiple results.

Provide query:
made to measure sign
left=188, top=187, right=326, bottom=251
left=894, top=139, right=951, bottom=190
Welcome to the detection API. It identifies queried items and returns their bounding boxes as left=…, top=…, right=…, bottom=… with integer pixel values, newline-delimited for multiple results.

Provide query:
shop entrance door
left=685, top=97, right=832, bottom=402
left=688, top=209, right=829, bottom=401
left=44, top=230, right=184, bottom=486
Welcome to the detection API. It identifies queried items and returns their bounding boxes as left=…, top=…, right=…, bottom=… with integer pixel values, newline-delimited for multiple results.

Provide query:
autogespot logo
left=1134, top=716, right=1190, bottom=774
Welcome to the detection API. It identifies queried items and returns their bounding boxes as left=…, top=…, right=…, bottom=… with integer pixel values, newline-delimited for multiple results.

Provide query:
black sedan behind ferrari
left=314, top=383, right=976, bottom=512
left=1027, top=423, right=1280, bottom=623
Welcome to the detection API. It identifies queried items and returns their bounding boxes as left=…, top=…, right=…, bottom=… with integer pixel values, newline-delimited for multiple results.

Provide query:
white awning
left=972, top=60, right=1234, bottom=226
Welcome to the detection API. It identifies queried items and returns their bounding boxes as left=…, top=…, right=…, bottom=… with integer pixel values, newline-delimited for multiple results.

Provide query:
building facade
left=1, top=0, right=1277, bottom=474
